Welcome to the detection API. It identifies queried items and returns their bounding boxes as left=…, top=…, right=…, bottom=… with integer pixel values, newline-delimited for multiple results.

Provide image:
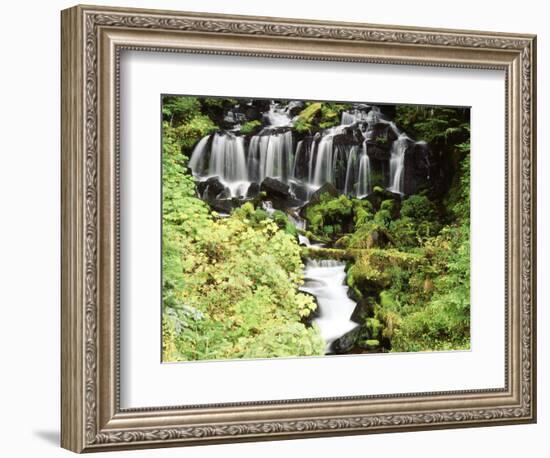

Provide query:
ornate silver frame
left=61, top=4, right=537, bottom=453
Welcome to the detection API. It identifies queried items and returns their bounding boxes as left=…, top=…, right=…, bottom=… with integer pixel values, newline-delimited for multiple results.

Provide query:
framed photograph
left=61, top=4, right=537, bottom=453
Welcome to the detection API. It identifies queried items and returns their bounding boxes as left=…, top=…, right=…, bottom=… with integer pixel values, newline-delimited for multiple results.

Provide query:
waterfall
left=312, top=134, right=335, bottom=186
left=187, top=101, right=418, bottom=201
left=357, top=141, right=371, bottom=197
left=292, top=140, right=304, bottom=179
left=187, top=135, right=211, bottom=175
left=366, top=106, right=382, bottom=125
left=246, top=135, right=260, bottom=182
left=300, top=260, right=358, bottom=351
left=265, top=101, right=293, bottom=127
left=308, top=136, right=320, bottom=184
left=341, top=109, right=369, bottom=125
left=208, top=133, right=248, bottom=182
left=261, top=200, right=275, bottom=216
left=252, top=130, right=294, bottom=182
left=344, top=146, right=358, bottom=195
left=388, top=134, right=409, bottom=195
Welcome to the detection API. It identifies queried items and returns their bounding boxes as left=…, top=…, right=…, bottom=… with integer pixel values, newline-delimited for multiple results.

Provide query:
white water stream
left=300, top=259, right=358, bottom=352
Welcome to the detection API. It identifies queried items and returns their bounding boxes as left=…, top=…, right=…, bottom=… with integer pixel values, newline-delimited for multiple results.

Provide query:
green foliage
left=162, top=96, right=201, bottom=125
left=388, top=195, right=441, bottom=248
left=294, top=102, right=352, bottom=133
left=240, top=119, right=262, bottom=135
left=304, top=194, right=373, bottom=240
left=394, top=105, right=470, bottom=146
left=445, top=150, right=471, bottom=223
left=293, top=102, right=322, bottom=134
left=365, top=317, right=382, bottom=339
left=162, top=114, right=324, bottom=362
left=319, top=103, right=352, bottom=129
left=174, top=116, right=218, bottom=153
left=341, top=108, right=469, bottom=353
left=390, top=225, right=471, bottom=352
left=161, top=95, right=471, bottom=358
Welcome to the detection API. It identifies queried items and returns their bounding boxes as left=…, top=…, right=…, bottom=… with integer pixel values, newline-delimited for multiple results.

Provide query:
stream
left=188, top=101, right=417, bottom=354
left=300, top=259, right=358, bottom=352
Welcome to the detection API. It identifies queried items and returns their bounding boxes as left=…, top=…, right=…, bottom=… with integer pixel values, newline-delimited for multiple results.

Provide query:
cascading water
left=187, top=135, right=210, bottom=173
left=356, top=141, right=372, bottom=197
left=187, top=101, right=414, bottom=200
left=301, top=260, right=358, bottom=351
left=265, top=100, right=299, bottom=127
left=341, top=108, right=370, bottom=125
left=312, top=131, right=336, bottom=186
left=185, top=100, right=432, bottom=354
left=388, top=133, right=410, bottom=195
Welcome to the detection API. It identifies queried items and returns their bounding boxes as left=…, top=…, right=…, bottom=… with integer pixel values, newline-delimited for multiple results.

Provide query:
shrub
left=161, top=119, right=325, bottom=362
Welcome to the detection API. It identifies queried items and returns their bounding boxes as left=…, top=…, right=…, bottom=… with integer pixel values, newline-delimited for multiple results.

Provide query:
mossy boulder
left=346, top=249, right=423, bottom=299
left=308, top=183, right=340, bottom=207
left=330, top=326, right=362, bottom=354
left=357, top=339, right=381, bottom=351
left=365, top=187, right=401, bottom=212
left=350, top=298, right=375, bottom=324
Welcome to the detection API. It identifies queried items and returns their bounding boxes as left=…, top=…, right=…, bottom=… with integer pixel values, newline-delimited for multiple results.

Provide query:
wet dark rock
left=287, top=100, right=304, bottom=117
left=260, top=178, right=301, bottom=210
left=224, top=109, right=247, bottom=125
left=197, top=176, right=226, bottom=200
left=260, top=177, right=291, bottom=198
left=246, top=182, right=260, bottom=198
left=350, top=299, right=374, bottom=324
left=330, top=326, right=362, bottom=354
left=379, top=105, right=397, bottom=120
left=289, top=182, right=309, bottom=202
left=259, top=125, right=292, bottom=136
left=364, top=187, right=401, bottom=211
left=333, top=130, right=362, bottom=147
left=309, top=182, right=339, bottom=205
left=366, top=144, right=391, bottom=161
left=403, top=141, right=434, bottom=196
left=206, top=198, right=235, bottom=215
left=250, top=99, right=272, bottom=115
left=369, top=122, right=399, bottom=146
left=299, top=182, right=340, bottom=217
left=354, top=103, right=371, bottom=111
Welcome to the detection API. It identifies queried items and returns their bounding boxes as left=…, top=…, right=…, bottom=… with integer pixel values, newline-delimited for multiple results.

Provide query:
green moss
left=365, top=317, right=382, bottom=339
left=293, top=102, right=322, bottom=133
left=240, top=120, right=262, bottom=135
left=364, top=339, right=380, bottom=350
left=173, top=115, right=218, bottom=153
left=162, top=96, right=202, bottom=125
left=294, top=102, right=352, bottom=133
left=373, top=136, right=388, bottom=146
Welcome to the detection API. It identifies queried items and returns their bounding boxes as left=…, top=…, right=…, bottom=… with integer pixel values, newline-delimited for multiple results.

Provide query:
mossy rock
left=303, top=247, right=352, bottom=261
left=365, top=187, right=402, bottom=212
left=346, top=249, right=423, bottom=298
left=365, top=317, right=383, bottom=339
left=358, top=339, right=380, bottom=350
left=334, top=235, right=351, bottom=249
left=350, top=298, right=375, bottom=324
